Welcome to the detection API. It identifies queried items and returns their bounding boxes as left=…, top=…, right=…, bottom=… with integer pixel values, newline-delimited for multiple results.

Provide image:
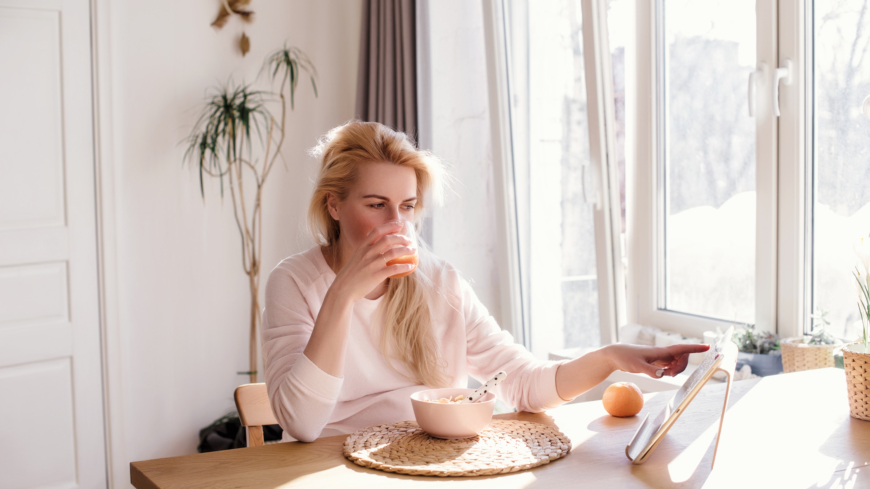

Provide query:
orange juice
left=387, top=253, right=419, bottom=278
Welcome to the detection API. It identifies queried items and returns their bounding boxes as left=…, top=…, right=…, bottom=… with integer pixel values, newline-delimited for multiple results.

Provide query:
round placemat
left=343, top=419, right=571, bottom=477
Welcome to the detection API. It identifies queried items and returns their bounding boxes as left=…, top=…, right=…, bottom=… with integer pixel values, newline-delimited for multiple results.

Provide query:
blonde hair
left=308, top=121, right=449, bottom=387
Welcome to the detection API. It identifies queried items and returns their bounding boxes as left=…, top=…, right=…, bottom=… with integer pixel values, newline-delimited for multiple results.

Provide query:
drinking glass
left=386, top=220, right=418, bottom=278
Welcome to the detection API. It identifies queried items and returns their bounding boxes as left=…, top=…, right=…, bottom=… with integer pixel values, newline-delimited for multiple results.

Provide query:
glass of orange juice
left=386, top=221, right=418, bottom=278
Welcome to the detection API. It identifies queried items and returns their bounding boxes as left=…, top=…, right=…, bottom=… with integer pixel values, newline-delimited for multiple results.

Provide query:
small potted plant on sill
left=844, top=236, right=870, bottom=421
left=781, top=310, right=843, bottom=373
left=733, top=324, right=783, bottom=377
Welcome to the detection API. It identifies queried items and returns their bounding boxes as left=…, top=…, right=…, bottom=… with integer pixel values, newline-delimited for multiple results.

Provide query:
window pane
left=506, top=0, right=601, bottom=358
left=608, top=0, right=633, bottom=313
left=810, top=0, right=870, bottom=339
left=662, top=0, right=757, bottom=324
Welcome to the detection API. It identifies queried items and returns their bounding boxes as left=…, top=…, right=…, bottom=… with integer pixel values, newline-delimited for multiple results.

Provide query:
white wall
left=423, top=0, right=505, bottom=327
left=103, top=0, right=361, bottom=484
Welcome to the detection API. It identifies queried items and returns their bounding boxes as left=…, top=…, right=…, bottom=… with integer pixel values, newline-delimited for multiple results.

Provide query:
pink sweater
left=262, top=246, right=567, bottom=442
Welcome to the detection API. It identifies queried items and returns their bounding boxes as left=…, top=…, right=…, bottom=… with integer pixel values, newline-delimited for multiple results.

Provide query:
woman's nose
left=386, top=206, right=400, bottom=221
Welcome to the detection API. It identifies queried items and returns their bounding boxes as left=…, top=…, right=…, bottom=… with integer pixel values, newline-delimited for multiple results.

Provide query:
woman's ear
left=326, top=193, right=341, bottom=221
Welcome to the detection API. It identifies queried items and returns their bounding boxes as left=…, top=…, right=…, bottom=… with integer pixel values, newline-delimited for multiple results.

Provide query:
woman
left=262, top=121, right=708, bottom=442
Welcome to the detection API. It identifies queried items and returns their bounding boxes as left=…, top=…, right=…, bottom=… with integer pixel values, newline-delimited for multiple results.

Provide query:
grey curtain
left=355, top=0, right=418, bottom=142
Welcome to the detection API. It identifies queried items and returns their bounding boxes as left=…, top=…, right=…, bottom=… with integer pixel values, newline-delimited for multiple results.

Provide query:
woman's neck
left=323, top=241, right=353, bottom=272
left=322, top=244, right=343, bottom=272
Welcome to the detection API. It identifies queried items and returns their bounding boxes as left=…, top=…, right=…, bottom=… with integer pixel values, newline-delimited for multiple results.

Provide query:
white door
left=0, top=0, right=107, bottom=487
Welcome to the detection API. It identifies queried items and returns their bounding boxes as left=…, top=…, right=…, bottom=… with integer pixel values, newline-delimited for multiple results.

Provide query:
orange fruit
left=602, top=382, right=644, bottom=417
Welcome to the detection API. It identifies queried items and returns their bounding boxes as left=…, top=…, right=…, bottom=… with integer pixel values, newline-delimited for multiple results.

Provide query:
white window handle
left=748, top=62, right=766, bottom=117
left=773, top=59, right=793, bottom=117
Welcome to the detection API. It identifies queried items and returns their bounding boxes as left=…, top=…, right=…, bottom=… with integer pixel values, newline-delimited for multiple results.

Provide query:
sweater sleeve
left=261, top=264, right=343, bottom=442
left=456, top=273, right=568, bottom=413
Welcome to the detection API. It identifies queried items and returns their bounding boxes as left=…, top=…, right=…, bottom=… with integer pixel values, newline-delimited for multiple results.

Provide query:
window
left=632, top=0, right=779, bottom=339
left=635, top=0, right=870, bottom=340
left=809, top=0, right=870, bottom=340
left=500, top=0, right=626, bottom=358
left=504, top=0, right=600, bottom=358
left=660, top=0, right=758, bottom=324
left=491, top=0, right=870, bottom=346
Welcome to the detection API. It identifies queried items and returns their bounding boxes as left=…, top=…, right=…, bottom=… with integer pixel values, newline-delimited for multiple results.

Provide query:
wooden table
left=131, top=368, right=870, bottom=488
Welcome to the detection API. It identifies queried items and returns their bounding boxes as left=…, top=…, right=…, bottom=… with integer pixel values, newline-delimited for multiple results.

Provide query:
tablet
left=625, top=327, right=737, bottom=464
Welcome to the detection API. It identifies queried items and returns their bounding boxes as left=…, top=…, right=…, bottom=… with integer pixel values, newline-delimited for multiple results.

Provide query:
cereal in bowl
left=423, top=395, right=465, bottom=404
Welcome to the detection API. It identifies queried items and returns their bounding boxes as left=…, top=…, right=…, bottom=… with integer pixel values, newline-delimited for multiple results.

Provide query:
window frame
left=582, top=0, right=628, bottom=347
left=630, top=0, right=808, bottom=340
left=484, top=0, right=626, bottom=354
left=482, top=0, right=527, bottom=345
left=776, top=0, right=809, bottom=341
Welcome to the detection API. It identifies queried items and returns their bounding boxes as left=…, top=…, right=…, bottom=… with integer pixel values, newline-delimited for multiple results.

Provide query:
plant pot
left=735, top=351, right=783, bottom=377
left=781, top=337, right=842, bottom=373
left=843, top=342, right=870, bottom=421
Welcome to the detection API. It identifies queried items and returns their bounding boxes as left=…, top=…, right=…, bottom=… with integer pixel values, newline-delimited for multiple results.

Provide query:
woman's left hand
left=606, top=343, right=711, bottom=378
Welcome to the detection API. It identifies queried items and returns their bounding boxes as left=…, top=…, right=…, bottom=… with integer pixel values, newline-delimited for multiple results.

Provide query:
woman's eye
left=403, top=205, right=415, bottom=210
left=370, top=203, right=384, bottom=209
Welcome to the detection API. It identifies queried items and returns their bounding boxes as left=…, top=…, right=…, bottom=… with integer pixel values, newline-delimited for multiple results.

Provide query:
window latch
left=747, top=62, right=766, bottom=117
left=773, top=59, right=793, bottom=117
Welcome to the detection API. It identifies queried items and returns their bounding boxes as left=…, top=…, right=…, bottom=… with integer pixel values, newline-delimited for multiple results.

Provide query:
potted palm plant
left=844, top=236, right=870, bottom=421
left=781, top=310, right=842, bottom=373
left=184, top=44, right=317, bottom=383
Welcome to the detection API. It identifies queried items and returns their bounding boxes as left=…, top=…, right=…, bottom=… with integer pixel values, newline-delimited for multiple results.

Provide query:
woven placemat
left=343, top=419, right=571, bottom=477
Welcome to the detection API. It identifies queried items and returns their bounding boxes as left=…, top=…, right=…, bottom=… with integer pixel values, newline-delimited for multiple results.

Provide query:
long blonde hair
left=308, top=121, right=449, bottom=387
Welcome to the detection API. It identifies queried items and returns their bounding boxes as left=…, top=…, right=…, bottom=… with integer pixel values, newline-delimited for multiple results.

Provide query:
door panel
left=0, top=0, right=107, bottom=487
left=0, top=359, right=77, bottom=489
left=0, top=263, right=69, bottom=326
left=0, top=8, right=65, bottom=230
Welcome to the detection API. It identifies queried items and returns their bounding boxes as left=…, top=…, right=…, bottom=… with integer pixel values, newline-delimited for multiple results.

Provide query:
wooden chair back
left=234, top=383, right=279, bottom=447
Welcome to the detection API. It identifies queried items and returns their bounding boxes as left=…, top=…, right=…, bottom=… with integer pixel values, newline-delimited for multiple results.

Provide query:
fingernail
left=655, top=369, right=664, bottom=377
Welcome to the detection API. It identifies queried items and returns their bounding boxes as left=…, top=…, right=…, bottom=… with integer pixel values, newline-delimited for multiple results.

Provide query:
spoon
left=461, top=371, right=507, bottom=403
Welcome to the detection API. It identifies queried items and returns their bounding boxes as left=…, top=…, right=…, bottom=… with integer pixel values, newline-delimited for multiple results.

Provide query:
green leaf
left=182, top=79, right=274, bottom=199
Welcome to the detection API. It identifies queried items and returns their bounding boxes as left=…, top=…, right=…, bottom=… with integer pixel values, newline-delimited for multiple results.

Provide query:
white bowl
left=410, top=388, right=496, bottom=439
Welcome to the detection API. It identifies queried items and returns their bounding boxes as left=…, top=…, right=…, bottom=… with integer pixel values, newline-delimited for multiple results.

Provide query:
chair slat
left=234, top=383, right=279, bottom=428
left=246, top=426, right=265, bottom=447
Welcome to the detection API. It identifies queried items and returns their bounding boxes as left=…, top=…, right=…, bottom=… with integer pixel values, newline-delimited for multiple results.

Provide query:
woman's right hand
left=330, top=220, right=417, bottom=302
left=305, top=221, right=412, bottom=377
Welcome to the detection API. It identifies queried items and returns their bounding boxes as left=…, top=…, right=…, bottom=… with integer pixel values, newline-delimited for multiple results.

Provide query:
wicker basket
left=843, top=343, right=870, bottom=421
left=781, top=337, right=840, bottom=373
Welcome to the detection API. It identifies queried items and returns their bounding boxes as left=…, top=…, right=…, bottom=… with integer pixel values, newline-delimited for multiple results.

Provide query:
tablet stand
left=625, top=342, right=738, bottom=468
